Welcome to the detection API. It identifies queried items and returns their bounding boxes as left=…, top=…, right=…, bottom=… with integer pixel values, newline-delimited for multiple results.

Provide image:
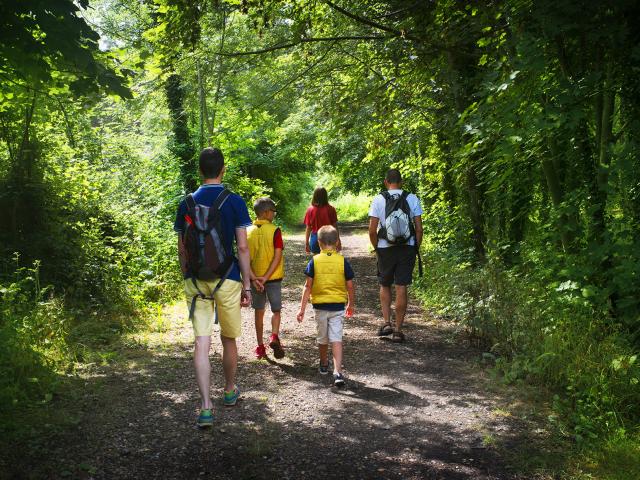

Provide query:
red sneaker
left=254, top=344, right=267, bottom=359
left=268, top=334, right=285, bottom=359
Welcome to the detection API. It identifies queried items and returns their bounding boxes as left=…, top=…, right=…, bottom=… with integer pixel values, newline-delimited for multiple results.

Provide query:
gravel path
left=5, top=228, right=545, bottom=480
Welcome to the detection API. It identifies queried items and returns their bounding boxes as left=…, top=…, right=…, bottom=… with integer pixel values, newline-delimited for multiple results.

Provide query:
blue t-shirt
left=304, top=256, right=355, bottom=311
left=174, top=184, right=252, bottom=282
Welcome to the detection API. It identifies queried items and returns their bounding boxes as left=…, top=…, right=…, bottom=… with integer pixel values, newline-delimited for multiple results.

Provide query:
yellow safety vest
left=247, top=219, right=284, bottom=280
left=311, top=250, right=347, bottom=304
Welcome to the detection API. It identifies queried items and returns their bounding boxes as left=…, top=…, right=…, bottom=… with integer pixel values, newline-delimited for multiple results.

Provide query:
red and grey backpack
left=181, top=189, right=234, bottom=320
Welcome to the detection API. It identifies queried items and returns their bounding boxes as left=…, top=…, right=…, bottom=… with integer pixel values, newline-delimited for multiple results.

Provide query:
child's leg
left=316, top=310, right=330, bottom=367
left=327, top=311, right=344, bottom=374
left=271, top=310, right=281, bottom=335
left=330, top=341, right=343, bottom=374
left=267, top=283, right=282, bottom=336
left=254, top=309, right=265, bottom=345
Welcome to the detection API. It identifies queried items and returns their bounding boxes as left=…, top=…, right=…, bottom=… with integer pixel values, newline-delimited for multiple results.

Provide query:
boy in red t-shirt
left=247, top=197, right=286, bottom=359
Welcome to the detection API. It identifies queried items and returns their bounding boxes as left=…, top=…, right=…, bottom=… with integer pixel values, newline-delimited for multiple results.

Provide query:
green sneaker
left=223, top=386, right=240, bottom=406
left=197, top=408, right=213, bottom=428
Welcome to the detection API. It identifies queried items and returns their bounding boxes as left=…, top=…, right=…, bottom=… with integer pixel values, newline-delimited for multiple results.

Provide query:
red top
left=303, top=205, right=338, bottom=233
left=273, top=228, right=284, bottom=249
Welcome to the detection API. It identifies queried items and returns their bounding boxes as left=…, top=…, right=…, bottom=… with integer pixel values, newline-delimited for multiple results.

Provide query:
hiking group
left=176, top=147, right=423, bottom=428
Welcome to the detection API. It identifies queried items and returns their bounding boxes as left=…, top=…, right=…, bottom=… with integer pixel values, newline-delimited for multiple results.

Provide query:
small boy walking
left=247, top=197, right=286, bottom=359
left=296, top=225, right=355, bottom=387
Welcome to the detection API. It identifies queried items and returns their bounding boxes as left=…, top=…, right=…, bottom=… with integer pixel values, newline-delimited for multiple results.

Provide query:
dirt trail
left=8, top=228, right=542, bottom=480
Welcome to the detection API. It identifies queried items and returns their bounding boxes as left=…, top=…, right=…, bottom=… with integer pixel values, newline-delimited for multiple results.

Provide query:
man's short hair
left=199, top=147, right=224, bottom=179
left=317, top=225, right=338, bottom=246
left=253, top=197, right=276, bottom=216
left=385, top=168, right=402, bottom=184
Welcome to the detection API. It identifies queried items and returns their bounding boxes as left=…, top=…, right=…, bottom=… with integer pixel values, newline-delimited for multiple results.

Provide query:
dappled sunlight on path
left=9, top=228, right=541, bottom=480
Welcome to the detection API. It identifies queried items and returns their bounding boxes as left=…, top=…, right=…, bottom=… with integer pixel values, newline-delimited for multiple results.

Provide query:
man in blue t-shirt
left=174, top=147, right=252, bottom=427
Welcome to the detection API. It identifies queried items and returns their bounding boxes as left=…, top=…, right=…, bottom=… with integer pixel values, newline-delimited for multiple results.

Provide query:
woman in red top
left=304, top=187, right=341, bottom=254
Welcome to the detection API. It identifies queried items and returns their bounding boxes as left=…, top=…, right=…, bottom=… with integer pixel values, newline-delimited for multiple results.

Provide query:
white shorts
left=314, top=309, right=344, bottom=345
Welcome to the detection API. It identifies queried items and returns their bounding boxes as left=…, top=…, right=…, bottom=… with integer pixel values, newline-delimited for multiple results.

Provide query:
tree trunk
left=165, top=74, right=197, bottom=192
left=446, top=50, right=486, bottom=262
left=541, top=155, right=574, bottom=251
left=590, top=66, right=615, bottom=241
left=197, top=61, right=206, bottom=149
left=210, top=8, right=227, bottom=138
left=465, top=157, right=486, bottom=261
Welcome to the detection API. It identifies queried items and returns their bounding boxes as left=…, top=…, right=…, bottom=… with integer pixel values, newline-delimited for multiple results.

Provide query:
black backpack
left=181, top=189, right=234, bottom=320
left=377, top=191, right=415, bottom=245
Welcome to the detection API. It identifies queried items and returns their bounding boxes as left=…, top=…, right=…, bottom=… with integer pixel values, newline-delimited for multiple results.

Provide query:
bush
left=332, top=192, right=372, bottom=223
left=0, top=262, right=70, bottom=410
left=415, top=244, right=640, bottom=444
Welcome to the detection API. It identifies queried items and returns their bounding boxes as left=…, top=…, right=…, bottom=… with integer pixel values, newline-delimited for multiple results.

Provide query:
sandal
left=391, top=331, right=405, bottom=343
left=377, top=323, right=393, bottom=336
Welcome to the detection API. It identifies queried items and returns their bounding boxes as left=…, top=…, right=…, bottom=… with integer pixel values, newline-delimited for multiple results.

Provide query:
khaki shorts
left=184, top=278, right=242, bottom=338
left=315, top=309, right=344, bottom=345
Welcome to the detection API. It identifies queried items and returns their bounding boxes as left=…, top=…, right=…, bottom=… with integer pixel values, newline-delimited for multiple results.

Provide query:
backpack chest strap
left=188, top=261, right=234, bottom=323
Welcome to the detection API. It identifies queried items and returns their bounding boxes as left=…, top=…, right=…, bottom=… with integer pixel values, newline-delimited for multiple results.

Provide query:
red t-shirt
left=303, top=205, right=338, bottom=233
left=273, top=228, right=284, bottom=249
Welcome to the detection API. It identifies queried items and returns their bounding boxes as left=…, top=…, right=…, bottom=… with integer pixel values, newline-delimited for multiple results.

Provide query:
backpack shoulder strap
left=400, top=191, right=412, bottom=213
left=206, top=188, right=232, bottom=223
left=402, top=191, right=416, bottom=234
left=212, top=188, right=232, bottom=211
left=185, top=193, right=196, bottom=212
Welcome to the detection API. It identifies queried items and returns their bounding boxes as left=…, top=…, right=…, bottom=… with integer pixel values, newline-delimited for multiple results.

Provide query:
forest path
left=12, top=228, right=546, bottom=480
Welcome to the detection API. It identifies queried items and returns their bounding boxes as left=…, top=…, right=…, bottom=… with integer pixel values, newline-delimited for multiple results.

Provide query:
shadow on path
left=4, top=229, right=538, bottom=480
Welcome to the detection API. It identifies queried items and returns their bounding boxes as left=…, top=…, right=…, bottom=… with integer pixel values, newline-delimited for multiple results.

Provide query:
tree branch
left=323, top=0, right=420, bottom=42
left=370, top=3, right=423, bottom=20
left=217, top=35, right=389, bottom=56
left=246, top=44, right=336, bottom=111
left=0, top=73, right=76, bottom=148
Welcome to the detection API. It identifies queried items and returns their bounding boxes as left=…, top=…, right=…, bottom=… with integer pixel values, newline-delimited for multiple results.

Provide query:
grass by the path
left=332, top=192, right=372, bottom=223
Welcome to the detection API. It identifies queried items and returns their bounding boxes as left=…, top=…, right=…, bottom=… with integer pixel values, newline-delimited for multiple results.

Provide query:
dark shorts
left=376, top=245, right=417, bottom=286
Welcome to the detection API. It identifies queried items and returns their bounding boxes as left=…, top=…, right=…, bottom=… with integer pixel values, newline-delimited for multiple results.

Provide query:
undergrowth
left=0, top=258, right=180, bottom=428
left=332, top=192, right=372, bottom=223
left=414, top=243, right=640, bottom=479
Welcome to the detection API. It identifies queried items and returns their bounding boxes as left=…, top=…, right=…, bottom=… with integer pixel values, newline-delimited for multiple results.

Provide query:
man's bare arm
left=368, top=216, right=379, bottom=249
left=235, top=228, right=251, bottom=290
left=414, top=216, right=423, bottom=248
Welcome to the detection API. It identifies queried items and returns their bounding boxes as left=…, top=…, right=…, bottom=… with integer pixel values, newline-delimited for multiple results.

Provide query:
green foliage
left=416, top=241, right=640, bottom=444
left=0, top=261, right=69, bottom=410
left=0, top=0, right=130, bottom=102
left=1, top=2, right=640, bottom=474
left=567, top=432, right=640, bottom=480
left=332, top=192, right=372, bottom=223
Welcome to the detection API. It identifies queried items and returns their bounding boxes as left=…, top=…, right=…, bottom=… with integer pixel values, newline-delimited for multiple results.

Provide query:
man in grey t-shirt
left=368, top=168, right=423, bottom=343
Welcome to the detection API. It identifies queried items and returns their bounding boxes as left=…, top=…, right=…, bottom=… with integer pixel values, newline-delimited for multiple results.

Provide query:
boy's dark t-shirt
left=304, top=257, right=354, bottom=311
left=174, top=184, right=252, bottom=282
